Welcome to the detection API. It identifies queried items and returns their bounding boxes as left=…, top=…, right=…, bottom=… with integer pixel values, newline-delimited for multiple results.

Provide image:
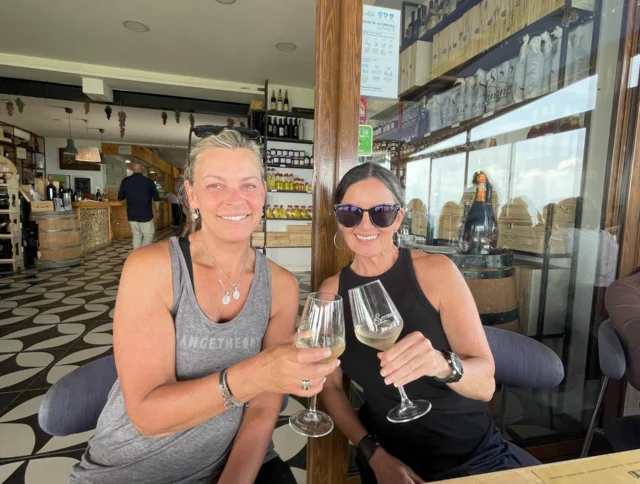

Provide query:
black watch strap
left=357, top=434, right=382, bottom=463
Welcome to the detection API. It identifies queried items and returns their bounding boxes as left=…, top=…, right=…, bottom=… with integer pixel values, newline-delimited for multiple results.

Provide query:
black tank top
left=338, top=248, right=493, bottom=476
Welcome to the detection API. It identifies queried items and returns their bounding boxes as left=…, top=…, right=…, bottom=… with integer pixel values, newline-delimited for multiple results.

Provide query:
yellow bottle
left=300, top=205, right=308, bottom=219
left=278, top=205, right=285, bottom=219
left=285, top=205, right=293, bottom=219
left=307, top=206, right=313, bottom=220
left=266, top=205, right=273, bottom=219
left=275, top=173, right=282, bottom=191
left=287, top=174, right=293, bottom=191
left=293, top=205, right=301, bottom=219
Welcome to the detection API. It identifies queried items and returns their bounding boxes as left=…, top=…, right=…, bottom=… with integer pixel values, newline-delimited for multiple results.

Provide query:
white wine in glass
left=349, top=280, right=432, bottom=423
left=289, top=292, right=345, bottom=438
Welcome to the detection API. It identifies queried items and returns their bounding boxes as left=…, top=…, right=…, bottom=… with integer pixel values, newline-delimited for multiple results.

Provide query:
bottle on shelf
left=284, top=119, right=290, bottom=139
left=418, top=4, right=429, bottom=38
left=267, top=117, right=273, bottom=137
left=294, top=119, right=300, bottom=139
left=460, top=172, right=494, bottom=255
left=308, top=206, right=313, bottom=220
left=413, top=8, right=421, bottom=43
left=298, top=119, right=304, bottom=140
left=285, top=205, right=293, bottom=219
left=271, top=90, right=277, bottom=111
left=288, top=173, right=294, bottom=191
left=300, top=205, right=308, bottom=220
left=406, top=11, right=415, bottom=46
left=277, top=89, right=284, bottom=111
left=278, top=118, right=285, bottom=138
left=266, top=205, right=273, bottom=219
left=427, top=0, right=440, bottom=30
left=284, top=90, right=290, bottom=112
left=293, top=205, right=301, bottom=219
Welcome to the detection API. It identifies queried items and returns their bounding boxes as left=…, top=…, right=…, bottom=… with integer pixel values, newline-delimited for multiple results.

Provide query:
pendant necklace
left=201, top=235, right=249, bottom=305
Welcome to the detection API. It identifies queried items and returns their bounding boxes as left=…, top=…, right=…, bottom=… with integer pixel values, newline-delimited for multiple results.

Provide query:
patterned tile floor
left=0, top=228, right=311, bottom=483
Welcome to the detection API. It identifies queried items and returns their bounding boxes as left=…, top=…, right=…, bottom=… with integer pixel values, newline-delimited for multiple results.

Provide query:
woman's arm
left=218, top=265, right=299, bottom=484
left=379, top=254, right=495, bottom=402
left=115, top=246, right=337, bottom=437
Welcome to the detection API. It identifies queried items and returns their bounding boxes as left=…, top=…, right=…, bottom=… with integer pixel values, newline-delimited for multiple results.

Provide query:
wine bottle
left=293, top=118, right=300, bottom=139
left=461, top=172, right=491, bottom=255
left=298, top=119, right=304, bottom=140
left=418, top=5, right=429, bottom=38
left=271, top=90, right=277, bottom=111
left=278, top=118, right=285, bottom=138
left=284, top=118, right=291, bottom=139
left=284, top=90, right=290, bottom=111
left=267, top=116, right=273, bottom=137
left=277, top=89, right=284, bottom=111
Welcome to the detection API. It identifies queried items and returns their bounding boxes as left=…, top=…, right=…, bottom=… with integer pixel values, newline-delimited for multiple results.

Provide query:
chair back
left=39, top=355, right=118, bottom=436
left=598, top=319, right=626, bottom=380
left=484, top=327, right=564, bottom=388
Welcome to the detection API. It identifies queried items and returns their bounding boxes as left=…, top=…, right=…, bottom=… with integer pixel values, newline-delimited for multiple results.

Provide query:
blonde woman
left=71, top=129, right=339, bottom=483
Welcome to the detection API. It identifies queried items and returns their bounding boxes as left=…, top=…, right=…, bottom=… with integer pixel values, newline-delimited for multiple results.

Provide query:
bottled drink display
left=460, top=171, right=497, bottom=254
left=277, top=89, right=284, bottom=111
left=278, top=119, right=285, bottom=138
left=271, top=90, right=277, bottom=111
left=298, top=119, right=304, bottom=140
left=284, top=90, right=290, bottom=111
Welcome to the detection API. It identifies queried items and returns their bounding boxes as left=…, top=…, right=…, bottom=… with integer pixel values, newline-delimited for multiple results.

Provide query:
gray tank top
left=70, top=236, right=276, bottom=483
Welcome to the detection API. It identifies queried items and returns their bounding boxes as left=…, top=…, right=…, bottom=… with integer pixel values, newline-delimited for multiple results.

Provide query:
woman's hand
left=369, top=448, right=422, bottom=484
left=378, top=331, right=451, bottom=387
left=247, top=337, right=341, bottom=398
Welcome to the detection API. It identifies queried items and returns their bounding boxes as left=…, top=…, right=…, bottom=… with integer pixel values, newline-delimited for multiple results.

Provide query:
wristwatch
left=356, top=434, right=382, bottom=463
left=219, top=368, right=246, bottom=409
left=435, top=350, right=464, bottom=384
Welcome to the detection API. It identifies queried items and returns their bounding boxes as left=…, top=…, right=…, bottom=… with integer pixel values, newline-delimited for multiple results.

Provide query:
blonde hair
left=181, top=129, right=263, bottom=234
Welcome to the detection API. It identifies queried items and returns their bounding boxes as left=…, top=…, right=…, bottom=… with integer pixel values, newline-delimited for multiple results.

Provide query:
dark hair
left=334, top=162, right=404, bottom=206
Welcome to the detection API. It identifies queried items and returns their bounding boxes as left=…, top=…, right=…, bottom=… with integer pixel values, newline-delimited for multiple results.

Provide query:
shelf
left=0, top=259, right=15, bottom=263
left=0, top=234, right=13, bottom=239
left=0, top=210, right=10, bottom=214
left=400, top=6, right=594, bottom=102
left=267, top=190, right=312, bottom=194
left=266, top=137, right=314, bottom=145
left=400, top=0, right=481, bottom=53
left=265, top=164, right=314, bottom=170
left=267, top=110, right=315, bottom=120
left=264, top=218, right=312, bottom=222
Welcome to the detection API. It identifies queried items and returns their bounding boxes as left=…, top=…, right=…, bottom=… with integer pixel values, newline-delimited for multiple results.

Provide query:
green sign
left=358, top=125, right=373, bottom=157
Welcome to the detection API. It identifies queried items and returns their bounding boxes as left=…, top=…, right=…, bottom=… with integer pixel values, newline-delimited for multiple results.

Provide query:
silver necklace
left=200, top=235, right=249, bottom=305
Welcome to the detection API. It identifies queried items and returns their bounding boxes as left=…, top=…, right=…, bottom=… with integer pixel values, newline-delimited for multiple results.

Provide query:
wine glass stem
left=309, top=395, right=318, bottom=414
left=397, top=385, right=412, bottom=407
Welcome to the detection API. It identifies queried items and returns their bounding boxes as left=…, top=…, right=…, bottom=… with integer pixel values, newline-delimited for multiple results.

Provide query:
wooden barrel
left=445, top=252, right=520, bottom=333
left=32, top=211, right=82, bottom=268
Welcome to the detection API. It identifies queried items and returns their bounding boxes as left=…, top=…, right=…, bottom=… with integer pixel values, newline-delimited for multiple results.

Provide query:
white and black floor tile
left=0, top=230, right=310, bottom=483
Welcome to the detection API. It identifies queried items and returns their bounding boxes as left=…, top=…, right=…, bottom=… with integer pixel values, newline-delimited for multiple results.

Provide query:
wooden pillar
left=308, top=0, right=362, bottom=483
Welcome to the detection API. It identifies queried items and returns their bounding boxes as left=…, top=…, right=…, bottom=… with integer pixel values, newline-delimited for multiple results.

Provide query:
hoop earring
left=333, top=232, right=344, bottom=250
left=191, top=208, right=200, bottom=221
left=392, top=231, right=400, bottom=249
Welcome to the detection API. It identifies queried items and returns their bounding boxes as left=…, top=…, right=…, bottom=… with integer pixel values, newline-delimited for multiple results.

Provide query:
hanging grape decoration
left=189, top=114, right=195, bottom=128
left=118, top=110, right=127, bottom=139
left=226, top=118, right=235, bottom=129
left=105, top=105, right=112, bottom=120
left=174, top=110, right=181, bottom=124
left=161, top=112, right=168, bottom=125
left=5, top=102, right=14, bottom=117
left=15, top=98, right=25, bottom=114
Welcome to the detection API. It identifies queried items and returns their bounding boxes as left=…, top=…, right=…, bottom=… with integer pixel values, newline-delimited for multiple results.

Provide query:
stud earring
left=191, top=209, right=200, bottom=221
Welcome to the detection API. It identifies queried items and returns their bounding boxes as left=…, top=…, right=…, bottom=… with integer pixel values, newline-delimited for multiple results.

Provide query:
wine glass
left=289, top=292, right=346, bottom=438
left=348, top=280, right=432, bottom=423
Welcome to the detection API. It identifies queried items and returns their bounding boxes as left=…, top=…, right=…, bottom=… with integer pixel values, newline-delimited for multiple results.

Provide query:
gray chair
left=484, top=326, right=566, bottom=467
left=39, top=355, right=290, bottom=436
left=580, top=319, right=629, bottom=457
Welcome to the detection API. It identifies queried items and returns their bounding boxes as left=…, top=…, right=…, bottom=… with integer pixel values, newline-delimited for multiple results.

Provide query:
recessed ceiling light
left=216, top=0, right=236, bottom=4
left=276, top=42, right=297, bottom=52
left=123, top=20, right=150, bottom=33
left=125, top=159, right=131, bottom=163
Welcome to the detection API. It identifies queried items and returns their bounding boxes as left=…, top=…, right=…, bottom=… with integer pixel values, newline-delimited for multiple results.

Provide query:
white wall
left=45, top=137, right=104, bottom=193
left=268, top=84, right=315, bottom=109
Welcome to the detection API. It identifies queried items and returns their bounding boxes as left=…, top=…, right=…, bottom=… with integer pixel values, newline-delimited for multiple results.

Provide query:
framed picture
left=49, top=174, right=71, bottom=188
left=59, top=148, right=101, bottom=171
left=74, top=177, right=91, bottom=195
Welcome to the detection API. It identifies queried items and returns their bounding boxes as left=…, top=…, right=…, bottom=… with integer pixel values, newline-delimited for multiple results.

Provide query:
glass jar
left=300, top=205, right=308, bottom=219
left=285, top=205, right=293, bottom=219
left=265, top=205, right=273, bottom=219
left=307, top=206, right=313, bottom=220
left=293, top=205, right=301, bottom=219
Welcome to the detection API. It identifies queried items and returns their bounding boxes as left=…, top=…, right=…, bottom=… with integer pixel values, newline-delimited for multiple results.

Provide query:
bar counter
left=72, top=201, right=123, bottom=253
left=110, top=200, right=171, bottom=238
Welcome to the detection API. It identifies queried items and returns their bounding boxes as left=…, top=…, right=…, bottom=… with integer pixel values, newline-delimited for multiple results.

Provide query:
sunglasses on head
left=334, top=204, right=401, bottom=228
left=188, top=125, right=262, bottom=152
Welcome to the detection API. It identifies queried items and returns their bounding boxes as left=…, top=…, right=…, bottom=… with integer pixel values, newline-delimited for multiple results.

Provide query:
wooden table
left=431, top=450, right=640, bottom=483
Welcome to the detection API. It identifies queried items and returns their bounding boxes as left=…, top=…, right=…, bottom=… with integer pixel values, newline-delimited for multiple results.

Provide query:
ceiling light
left=76, top=121, right=102, bottom=163
left=276, top=42, right=297, bottom=52
left=63, top=108, right=78, bottom=155
left=123, top=20, right=150, bottom=33
left=125, top=159, right=131, bottom=163
left=216, top=0, right=236, bottom=4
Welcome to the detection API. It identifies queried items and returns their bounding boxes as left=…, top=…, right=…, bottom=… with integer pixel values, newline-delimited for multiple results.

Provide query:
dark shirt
left=118, top=173, right=159, bottom=222
left=605, top=271, right=640, bottom=390
left=337, top=248, right=493, bottom=479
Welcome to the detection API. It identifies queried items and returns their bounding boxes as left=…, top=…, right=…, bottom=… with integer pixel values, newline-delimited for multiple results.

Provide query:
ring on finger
left=301, top=379, right=311, bottom=391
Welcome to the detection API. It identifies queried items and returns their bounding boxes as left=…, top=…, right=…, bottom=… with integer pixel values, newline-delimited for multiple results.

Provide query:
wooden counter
left=110, top=200, right=171, bottom=238
left=71, top=201, right=121, bottom=253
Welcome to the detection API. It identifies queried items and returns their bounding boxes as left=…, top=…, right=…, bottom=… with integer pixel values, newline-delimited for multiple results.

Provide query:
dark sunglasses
left=188, top=125, right=261, bottom=151
left=334, top=204, right=401, bottom=228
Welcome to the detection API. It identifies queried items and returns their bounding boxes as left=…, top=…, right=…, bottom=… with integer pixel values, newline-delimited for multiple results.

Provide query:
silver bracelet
left=219, top=368, right=246, bottom=409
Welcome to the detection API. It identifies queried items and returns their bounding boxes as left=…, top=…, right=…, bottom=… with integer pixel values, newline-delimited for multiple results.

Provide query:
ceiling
left=0, top=0, right=316, bottom=101
left=0, top=95, right=241, bottom=166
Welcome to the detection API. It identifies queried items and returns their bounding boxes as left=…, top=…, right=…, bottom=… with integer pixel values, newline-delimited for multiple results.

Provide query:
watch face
left=451, top=353, right=463, bottom=376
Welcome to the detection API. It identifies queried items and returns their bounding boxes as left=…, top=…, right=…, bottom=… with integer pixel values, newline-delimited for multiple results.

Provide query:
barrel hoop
left=447, top=252, right=514, bottom=269
left=39, top=244, right=82, bottom=251
left=38, top=228, right=79, bottom=233
left=480, top=309, right=520, bottom=326
left=461, top=267, right=515, bottom=279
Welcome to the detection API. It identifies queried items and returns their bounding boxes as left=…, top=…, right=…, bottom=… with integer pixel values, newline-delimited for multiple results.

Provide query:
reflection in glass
left=429, top=154, right=465, bottom=243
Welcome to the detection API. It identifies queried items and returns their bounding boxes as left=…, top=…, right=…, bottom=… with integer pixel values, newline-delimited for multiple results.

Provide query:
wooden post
left=308, top=0, right=362, bottom=483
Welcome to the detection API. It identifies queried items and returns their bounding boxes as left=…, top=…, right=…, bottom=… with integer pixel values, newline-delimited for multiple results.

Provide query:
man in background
left=164, top=191, right=183, bottom=227
left=118, top=162, right=159, bottom=249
